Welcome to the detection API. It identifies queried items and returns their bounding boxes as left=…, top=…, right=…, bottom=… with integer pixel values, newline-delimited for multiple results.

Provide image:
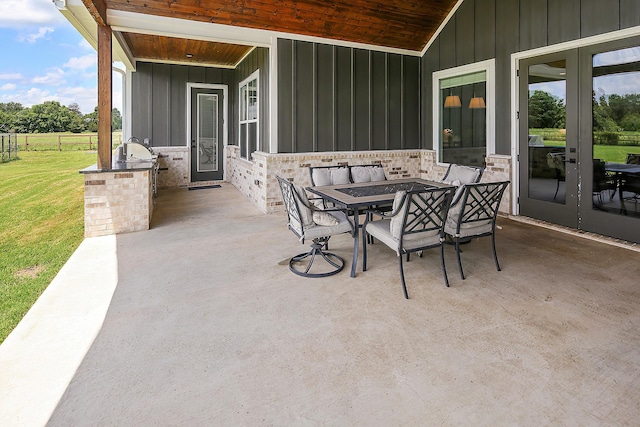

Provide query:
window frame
left=238, top=70, right=259, bottom=161
left=432, top=59, right=495, bottom=166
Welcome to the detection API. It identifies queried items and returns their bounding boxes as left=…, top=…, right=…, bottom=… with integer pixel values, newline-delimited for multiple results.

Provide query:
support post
left=97, top=24, right=112, bottom=170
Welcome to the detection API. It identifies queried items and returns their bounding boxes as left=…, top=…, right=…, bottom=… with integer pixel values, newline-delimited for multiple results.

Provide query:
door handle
left=564, top=158, right=576, bottom=164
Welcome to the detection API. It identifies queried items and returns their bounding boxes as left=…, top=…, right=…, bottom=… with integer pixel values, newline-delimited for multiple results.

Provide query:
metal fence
left=1, top=133, right=18, bottom=162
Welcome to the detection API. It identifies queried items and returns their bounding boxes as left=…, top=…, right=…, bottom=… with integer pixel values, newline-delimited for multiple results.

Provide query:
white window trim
left=238, top=69, right=260, bottom=161
left=432, top=59, right=495, bottom=166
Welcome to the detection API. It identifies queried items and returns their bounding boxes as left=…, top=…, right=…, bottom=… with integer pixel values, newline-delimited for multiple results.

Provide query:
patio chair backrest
left=441, top=164, right=483, bottom=186
left=277, top=175, right=312, bottom=238
left=446, top=181, right=510, bottom=239
left=627, top=153, right=640, bottom=165
left=349, top=164, right=387, bottom=183
left=392, top=187, right=455, bottom=245
left=309, top=165, right=350, bottom=186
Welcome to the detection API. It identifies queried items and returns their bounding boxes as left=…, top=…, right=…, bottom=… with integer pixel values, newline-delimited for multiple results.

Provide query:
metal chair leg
left=455, top=238, right=465, bottom=280
left=440, top=244, right=450, bottom=287
left=491, top=233, right=501, bottom=272
left=362, top=228, right=368, bottom=272
left=398, top=255, right=409, bottom=299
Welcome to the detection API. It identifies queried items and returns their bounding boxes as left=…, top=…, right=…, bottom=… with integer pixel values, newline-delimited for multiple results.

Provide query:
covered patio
left=2, top=184, right=639, bottom=424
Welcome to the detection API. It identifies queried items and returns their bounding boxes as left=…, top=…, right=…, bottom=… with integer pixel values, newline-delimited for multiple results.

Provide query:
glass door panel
left=519, top=51, right=578, bottom=228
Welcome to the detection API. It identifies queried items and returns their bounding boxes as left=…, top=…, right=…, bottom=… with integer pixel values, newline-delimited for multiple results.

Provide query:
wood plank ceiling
left=104, top=0, right=458, bottom=66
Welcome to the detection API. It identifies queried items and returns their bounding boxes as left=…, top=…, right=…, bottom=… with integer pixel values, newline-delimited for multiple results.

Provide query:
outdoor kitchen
left=80, top=137, right=159, bottom=237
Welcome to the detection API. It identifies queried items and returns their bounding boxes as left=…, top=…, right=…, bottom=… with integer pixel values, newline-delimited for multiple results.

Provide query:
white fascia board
left=421, top=0, right=465, bottom=56
left=107, top=9, right=421, bottom=57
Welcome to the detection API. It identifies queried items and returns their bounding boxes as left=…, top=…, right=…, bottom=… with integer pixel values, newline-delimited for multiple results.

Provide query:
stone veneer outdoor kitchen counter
left=80, top=161, right=155, bottom=238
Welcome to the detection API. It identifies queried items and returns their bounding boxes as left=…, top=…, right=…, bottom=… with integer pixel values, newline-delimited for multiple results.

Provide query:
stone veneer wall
left=154, top=146, right=189, bottom=188
left=225, top=146, right=514, bottom=216
left=83, top=169, right=153, bottom=238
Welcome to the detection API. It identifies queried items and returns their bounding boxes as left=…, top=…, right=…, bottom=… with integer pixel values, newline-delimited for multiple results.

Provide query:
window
left=433, top=60, right=495, bottom=167
left=239, top=70, right=259, bottom=160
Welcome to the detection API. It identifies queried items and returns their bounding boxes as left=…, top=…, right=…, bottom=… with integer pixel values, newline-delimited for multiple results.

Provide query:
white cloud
left=0, top=0, right=66, bottom=28
left=79, top=39, right=94, bottom=51
left=0, top=73, right=23, bottom=80
left=31, top=68, right=66, bottom=86
left=64, top=54, right=96, bottom=71
left=1, top=83, right=17, bottom=91
left=18, top=26, right=54, bottom=43
left=0, top=86, right=97, bottom=113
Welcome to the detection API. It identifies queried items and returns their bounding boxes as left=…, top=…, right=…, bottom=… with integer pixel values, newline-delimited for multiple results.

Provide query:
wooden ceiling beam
left=82, top=0, right=108, bottom=27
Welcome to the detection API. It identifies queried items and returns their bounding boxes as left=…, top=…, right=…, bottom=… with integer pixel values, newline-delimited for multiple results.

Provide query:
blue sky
left=0, top=0, right=121, bottom=114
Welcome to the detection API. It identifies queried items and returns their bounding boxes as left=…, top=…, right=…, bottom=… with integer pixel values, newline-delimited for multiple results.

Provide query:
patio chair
left=309, top=165, right=350, bottom=186
left=593, top=159, right=616, bottom=208
left=276, top=176, right=354, bottom=278
left=621, top=153, right=640, bottom=205
left=546, top=152, right=565, bottom=199
left=444, top=181, right=510, bottom=280
left=362, top=186, right=455, bottom=299
left=441, top=164, right=483, bottom=186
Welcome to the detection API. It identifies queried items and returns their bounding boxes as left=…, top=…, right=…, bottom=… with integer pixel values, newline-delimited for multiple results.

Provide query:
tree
left=528, top=90, right=565, bottom=129
left=84, top=107, right=98, bottom=132
left=112, top=108, right=122, bottom=130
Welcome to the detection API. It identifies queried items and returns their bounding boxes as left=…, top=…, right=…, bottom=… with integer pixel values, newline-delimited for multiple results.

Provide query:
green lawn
left=0, top=151, right=95, bottom=343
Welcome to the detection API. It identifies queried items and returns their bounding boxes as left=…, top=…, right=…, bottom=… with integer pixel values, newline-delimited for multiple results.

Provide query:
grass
left=0, top=150, right=96, bottom=343
left=15, top=132, right=123, bottom=151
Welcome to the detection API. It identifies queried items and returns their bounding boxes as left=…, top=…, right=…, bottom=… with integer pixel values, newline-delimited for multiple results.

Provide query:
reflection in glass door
left=519, top=51, right=578, bottom=228
left=580, top=40, right=640, bottom=243
left=590, top=46, right=640, bottom=218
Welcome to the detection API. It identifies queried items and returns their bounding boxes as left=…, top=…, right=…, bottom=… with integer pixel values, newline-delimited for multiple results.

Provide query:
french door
left=191, top=87, right=224, bottom=182
left=519, top=37, right=640, bottom=243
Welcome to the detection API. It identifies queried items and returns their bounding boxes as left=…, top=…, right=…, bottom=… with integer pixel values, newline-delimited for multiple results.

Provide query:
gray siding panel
left=475, top=0, right=496, bottom=62
left=170, top=65, right=188, bottom=147
left=404, top=56, right=420, bottom=149
left=371, top=51, right=387, bottom=150
left=151, top=63, right=171, bottom=147
left=621, top=0, right=640, bottom=28
left=335, top=46, right=352, bottom=151
left=354, top=49, right=371, bottom=151
left=388, top=54, right=402, bottom=150
left=421, top=39, right=439, bottom=149
left=316, top=44, right=335, bottom=152
left=294, top=42, right=315, bottom=153
left=439, top=20, right=457, bottom=70
left=495, top=0, right=519, bottom=154
left=277, top=39, right=294, bottom=153
left=519, top=0, right=547, bottom=51
left=131, top=62, right=153, bottom=144
left=548, top=0, right=581, bottom=45
left=456, top=0, right=475, bottom=66
left=581, top=0, right=619, bottom=37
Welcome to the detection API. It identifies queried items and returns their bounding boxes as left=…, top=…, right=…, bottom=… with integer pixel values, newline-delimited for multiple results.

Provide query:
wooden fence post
left=58, top=134, right=62, bottom=151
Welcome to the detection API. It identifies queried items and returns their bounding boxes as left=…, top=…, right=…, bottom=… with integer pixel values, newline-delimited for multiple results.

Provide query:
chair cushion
left=443, top=164, right=480, bottom=185
left=311, top=167, right=350, bottom=186
left=303, top=211, right=353, bottom=240
left=293, top=184, right=314, bottom=227
left=351, top=166, right=386, bottom=183
left=389, top=191, right=408, bottom=239
left=313, top=211, right=339, bottom=226
left=444, top=200, right=492, bottom=238
left=366, top=219, right=442, bottom=255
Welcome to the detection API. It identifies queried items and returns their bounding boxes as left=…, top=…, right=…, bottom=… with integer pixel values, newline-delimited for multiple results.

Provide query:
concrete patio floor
left=2, top=182, right=640, bottom=425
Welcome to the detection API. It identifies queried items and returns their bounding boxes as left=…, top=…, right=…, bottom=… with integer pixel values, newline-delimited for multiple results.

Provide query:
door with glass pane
left=519, top=50, right=579, bottom=228
left=579, top=38, right=640, bottom=243
left=191, top=88, right=224, bottom=181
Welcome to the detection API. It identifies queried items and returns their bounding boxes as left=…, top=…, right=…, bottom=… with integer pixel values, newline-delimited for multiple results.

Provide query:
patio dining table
left=605, top=162, right=640, bottom=213
left=307, top=178, right=451, bottom=278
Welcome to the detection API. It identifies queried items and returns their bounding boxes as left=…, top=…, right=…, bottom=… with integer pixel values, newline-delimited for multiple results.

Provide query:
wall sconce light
left=444, top=95, right=461, bottom=108
left=469, top=96, right=486, bottom=109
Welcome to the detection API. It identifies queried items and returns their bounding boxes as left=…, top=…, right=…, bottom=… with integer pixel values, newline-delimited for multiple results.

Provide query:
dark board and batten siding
left=130, top=47, right=269, bottom=150
left=421, top=0, right=640, bottom=155
left=277, top=39, right=421, bottom=154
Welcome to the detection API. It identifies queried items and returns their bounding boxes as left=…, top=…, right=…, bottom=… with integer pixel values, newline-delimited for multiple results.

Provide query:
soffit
left=121, top=33, right=254, bottom=67
left=104, top=0, right=457, bottom=53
